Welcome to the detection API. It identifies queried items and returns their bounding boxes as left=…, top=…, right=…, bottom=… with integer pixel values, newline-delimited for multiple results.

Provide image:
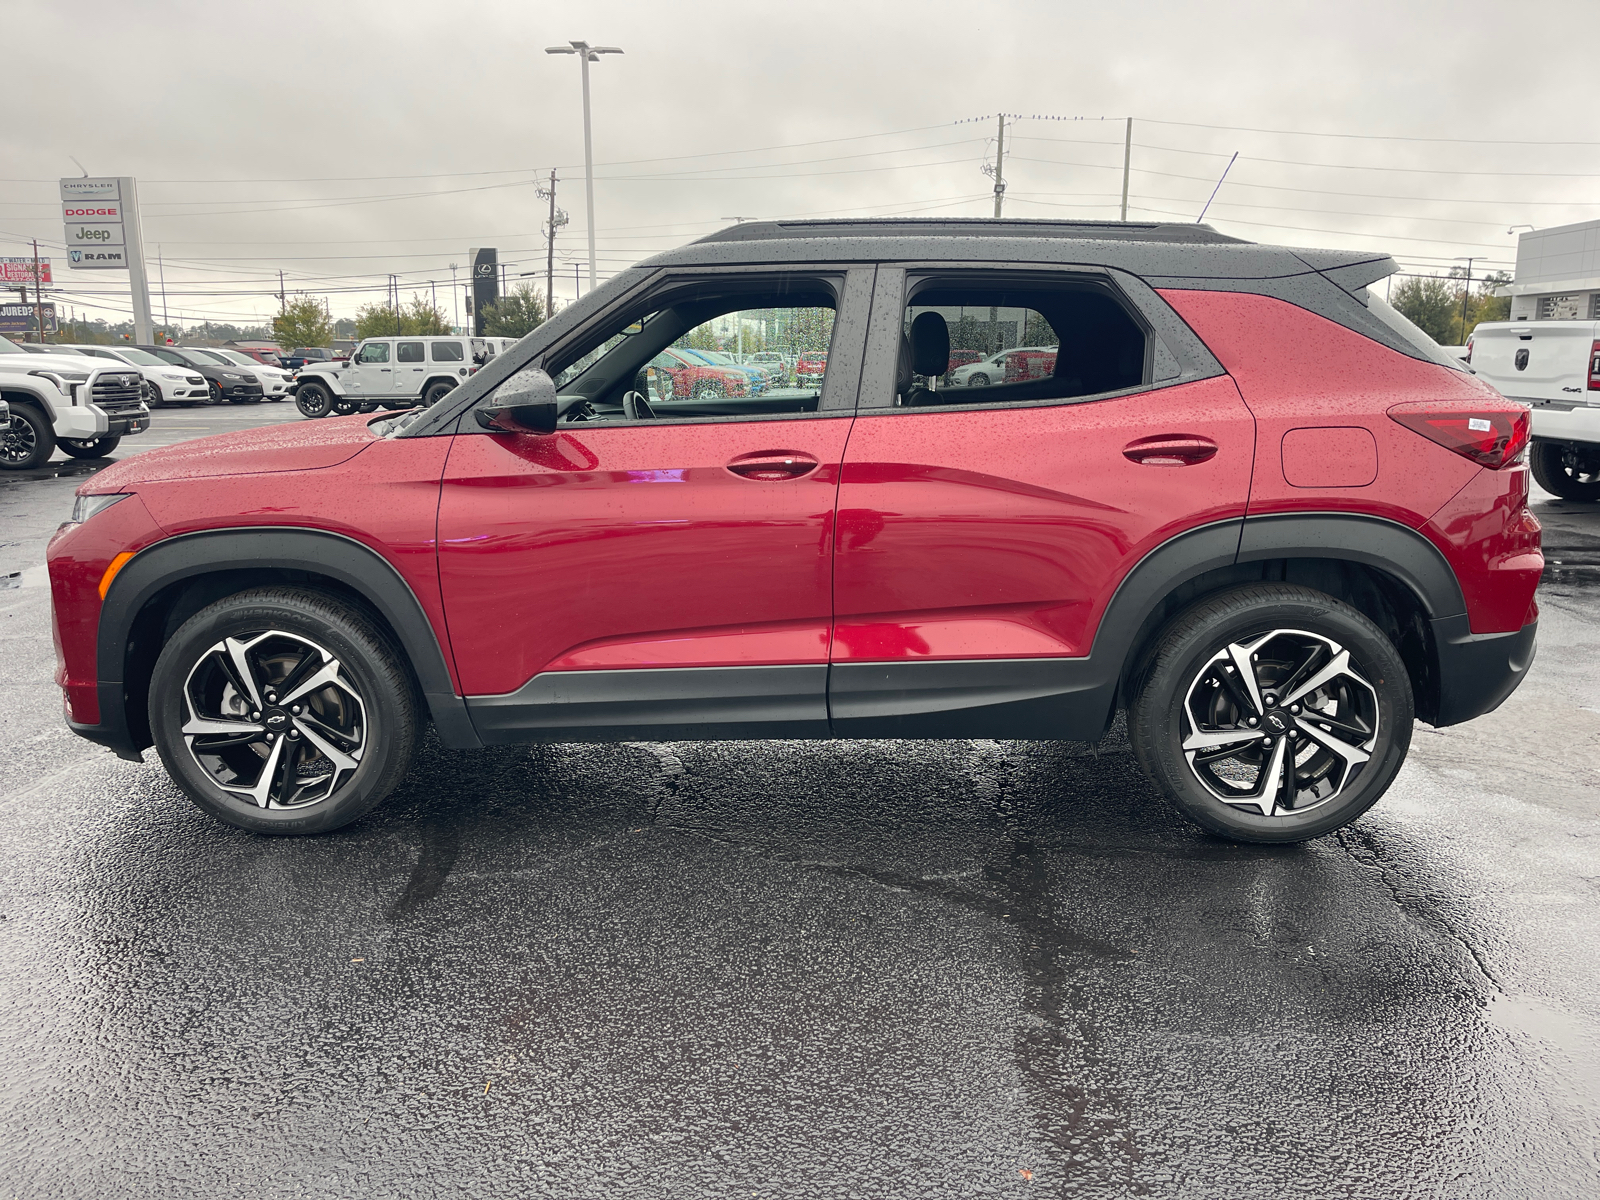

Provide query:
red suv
left=48, top=219, right=1541, bottom=842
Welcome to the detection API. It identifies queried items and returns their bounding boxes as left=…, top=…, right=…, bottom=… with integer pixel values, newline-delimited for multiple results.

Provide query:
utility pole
left=159, top=248, right=169, bottom=336
left=1457, top=256, right=1479, bottom=338
left=1120, top=117, right=1133, bottom=221
left=539, top=169, right=566, bottom=318
left=574, top=262, right=581, bottom=301
left=449, top=263, right=459, bottom=332
left=30, top=239, right=44, bottom=342
left=992, top=114, right=1007, bottom=218
left=277, top=269, right=286, bottom=313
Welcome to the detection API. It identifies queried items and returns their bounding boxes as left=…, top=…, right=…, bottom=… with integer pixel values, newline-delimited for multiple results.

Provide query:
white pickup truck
left=1468, top=320, right=1600, bottom=501
left=0, top=337, right=150, bottom=470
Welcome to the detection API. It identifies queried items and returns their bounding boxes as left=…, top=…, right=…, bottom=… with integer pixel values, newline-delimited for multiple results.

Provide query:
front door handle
left=726, top=450, right=820, bottom=481
left=1123, top=434, right=1219, bottom=466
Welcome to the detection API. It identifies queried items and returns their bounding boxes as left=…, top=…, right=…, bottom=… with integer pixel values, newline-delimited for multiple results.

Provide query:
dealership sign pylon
left=60, top=176, right=153, bottom=344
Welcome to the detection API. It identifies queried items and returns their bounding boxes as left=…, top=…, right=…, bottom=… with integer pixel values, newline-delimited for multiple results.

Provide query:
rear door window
left=396, top=341, right=425, bottom=363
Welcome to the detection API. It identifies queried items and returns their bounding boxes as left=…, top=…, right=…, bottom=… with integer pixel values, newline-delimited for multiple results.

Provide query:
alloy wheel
left=1, top=418, right=38, bottom=464
left=181, top=629, right=368, bottom=809
left=1179, top=628, right=1379, bottom=817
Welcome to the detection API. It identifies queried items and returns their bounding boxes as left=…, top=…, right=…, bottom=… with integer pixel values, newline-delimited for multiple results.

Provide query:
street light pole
left=546, top=40, right=623, bottom=293
left=1456, top=256, right=1479, bottom=339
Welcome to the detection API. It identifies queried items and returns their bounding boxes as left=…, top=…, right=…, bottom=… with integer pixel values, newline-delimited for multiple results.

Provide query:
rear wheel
left=423, top=380, right=454, bottom=406
left=330, top=392, right=360, bottom=416
left=295, top=382, right=332, bottom=418
left=0, top=404, right=55, bottom=470
left=1129, top=584, right=1412, bottom=844
left=1531, top=439, right=1600, bottom=502
left=148, top=587, right=418, bottom=835
left=60, top=435, right=121, bottom=459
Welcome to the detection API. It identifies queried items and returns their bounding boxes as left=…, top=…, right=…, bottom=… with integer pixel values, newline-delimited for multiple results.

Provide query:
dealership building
left=1499, top=219, right=1600, bottom=320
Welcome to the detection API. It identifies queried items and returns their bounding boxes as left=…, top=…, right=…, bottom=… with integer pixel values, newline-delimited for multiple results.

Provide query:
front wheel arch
left=101, top=529, right=482, bottom=756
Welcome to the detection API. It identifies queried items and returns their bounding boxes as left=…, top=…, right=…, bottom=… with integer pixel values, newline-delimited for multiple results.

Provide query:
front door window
left=436, top=270, right=873, bottom=708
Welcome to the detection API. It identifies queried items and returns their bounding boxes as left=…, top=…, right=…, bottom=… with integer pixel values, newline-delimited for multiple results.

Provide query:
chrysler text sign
left=59, top=178, right=120, bottom=202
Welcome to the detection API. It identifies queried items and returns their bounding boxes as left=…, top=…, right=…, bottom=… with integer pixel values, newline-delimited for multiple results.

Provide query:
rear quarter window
left=431, top=341, right=464, bottom=362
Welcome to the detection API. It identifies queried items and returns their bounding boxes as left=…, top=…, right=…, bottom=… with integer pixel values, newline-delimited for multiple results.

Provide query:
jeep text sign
left=66, top=223, right=125, bottom=247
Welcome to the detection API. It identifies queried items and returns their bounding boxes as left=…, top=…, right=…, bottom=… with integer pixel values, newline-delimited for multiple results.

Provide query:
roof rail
left=694, top=217, right=1252, bottom=246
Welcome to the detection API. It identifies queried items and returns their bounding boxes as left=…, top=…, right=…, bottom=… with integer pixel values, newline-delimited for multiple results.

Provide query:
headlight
left=30, top=369, right=90, bottom=388
left=162, top=372, right=186, bottom=380
left=70, top=493, right=129, bottom=524
left=222, top=372, right=242, bottom=380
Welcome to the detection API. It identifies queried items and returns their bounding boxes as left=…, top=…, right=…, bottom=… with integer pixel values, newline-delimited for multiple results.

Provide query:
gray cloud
left=4, top=0, right=1598, bottom=328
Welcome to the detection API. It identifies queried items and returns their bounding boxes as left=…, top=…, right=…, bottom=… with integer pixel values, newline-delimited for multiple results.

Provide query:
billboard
left=0, top=258, right=50, bottom=284
left=61, top=178, right=131, bottom=270
left=0, top=303, right=58, bottom=335
left=469, top=246, right=498, bottom=335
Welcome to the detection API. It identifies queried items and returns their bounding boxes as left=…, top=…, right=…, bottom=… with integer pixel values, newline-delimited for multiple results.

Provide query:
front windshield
left=215, top=350, right=258, bottom=367
left=0, top=336, right=27, bottom=355
left=185, top=349, right=231, bottom=365
left=116, top=348, right=165, bottom=366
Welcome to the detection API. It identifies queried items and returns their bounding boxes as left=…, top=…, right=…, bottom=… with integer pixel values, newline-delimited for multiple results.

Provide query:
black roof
left=695, top=218, right=1249, bottom=246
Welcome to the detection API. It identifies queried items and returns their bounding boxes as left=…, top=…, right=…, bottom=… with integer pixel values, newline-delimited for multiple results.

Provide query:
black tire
left=359, top=401, right=382, bottom=413
left=0, top=404, right=55, bottom=470
left=208, top=380, right=224, bottom=404
left=423, top=380, right=454, bottom=407
left=295, top=382, right=332, bottom=419
left=148, top=587, right=418, bottom=835
left=1128, top=584, right=1413, bottom=844
left=330, top=392, right=360, bottom=417
left=146, top=384, right=167, bottom=409
left=1531, top=439, right=1600, bottom=502
left=968, top=373, right=990, bottom=387
left=59, top=435, right=121, bottom=459
left=692, top=380, right=726, bottom=400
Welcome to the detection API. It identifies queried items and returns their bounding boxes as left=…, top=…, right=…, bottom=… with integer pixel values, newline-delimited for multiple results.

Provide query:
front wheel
left=967, top=373, right=989, bottom=387
left=1531, top=439, right=1600, bottom=502
left=295, top=382, right=332, bottom=418
left=0, top=404, right=56, bottom=470
left=60, top=435, right=121, bottom=459
left=148, top=587, right=419, bottom=835
left=1128, top=584, right=1413, bottom=844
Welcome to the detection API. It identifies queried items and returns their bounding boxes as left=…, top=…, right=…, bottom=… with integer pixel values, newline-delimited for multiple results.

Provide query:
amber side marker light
left=1388, top=402, right=1530, bottom=470
left=98, top=551, right=135, bottom=600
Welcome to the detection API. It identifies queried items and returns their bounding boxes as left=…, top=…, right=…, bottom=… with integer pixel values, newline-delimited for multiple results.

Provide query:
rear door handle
left=726, top=450, right=820, bottom=481
left=1123, top=434, right=1219, bottom=466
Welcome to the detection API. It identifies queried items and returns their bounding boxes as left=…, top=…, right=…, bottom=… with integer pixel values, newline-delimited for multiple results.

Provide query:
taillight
left=1464, top=336, right=1473, bottom=364
left=1589, top=340, right=1600, bottom=390
left=1389, top=402, right=1530, bottom=469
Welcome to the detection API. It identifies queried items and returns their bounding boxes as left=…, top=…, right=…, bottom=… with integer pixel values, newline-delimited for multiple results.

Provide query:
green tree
left=478, top=284, right=546, bottom=339
left=355, top=295, right=452, bottom=339
left=272, top=296, right=332, bottom=350
left=1391, top=274, right=1459, bottom=344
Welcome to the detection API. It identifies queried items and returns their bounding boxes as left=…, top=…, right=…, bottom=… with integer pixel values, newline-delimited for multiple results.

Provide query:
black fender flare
left=95, top=527, right=480, bottom=757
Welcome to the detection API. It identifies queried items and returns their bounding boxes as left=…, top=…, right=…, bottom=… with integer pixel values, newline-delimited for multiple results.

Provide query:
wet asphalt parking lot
left=1, top=403, right=1598, bottom=1198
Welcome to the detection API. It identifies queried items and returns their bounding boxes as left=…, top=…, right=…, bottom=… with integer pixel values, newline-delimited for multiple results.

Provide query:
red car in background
left=794, top=348, right=828, bottom=387
left=1004, top=348, right=1058, bottom=382
left=650, top=348, right=750, bottom=399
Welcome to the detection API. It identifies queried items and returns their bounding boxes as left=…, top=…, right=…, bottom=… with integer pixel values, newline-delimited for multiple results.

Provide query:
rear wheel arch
left=101, top=529, right=480, bottom=755
left=1103, top=514, right=1462, bottom=726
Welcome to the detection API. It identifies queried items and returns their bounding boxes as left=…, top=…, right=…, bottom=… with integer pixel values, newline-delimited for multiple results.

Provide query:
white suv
left=292, top=335, right=513, bottom=417
left=55, top=344, right=209, bottom=407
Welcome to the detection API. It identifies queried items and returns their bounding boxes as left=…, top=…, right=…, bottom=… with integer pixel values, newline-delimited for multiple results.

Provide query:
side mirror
left=475, top=365, right=559, bottom=435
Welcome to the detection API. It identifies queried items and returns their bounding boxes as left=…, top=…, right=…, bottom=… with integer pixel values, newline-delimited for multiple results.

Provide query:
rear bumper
left=1528, top=401, right=1600, bottom=446
left=1429, top=614, right=1537, bottom=727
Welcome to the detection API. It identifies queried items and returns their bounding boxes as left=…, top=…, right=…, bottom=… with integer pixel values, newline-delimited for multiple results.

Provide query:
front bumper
left=1429, top=614, right=1537, bottom=727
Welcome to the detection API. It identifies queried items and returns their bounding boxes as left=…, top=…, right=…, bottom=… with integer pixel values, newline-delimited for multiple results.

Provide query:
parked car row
left=0, top=335, right=149, bottom=470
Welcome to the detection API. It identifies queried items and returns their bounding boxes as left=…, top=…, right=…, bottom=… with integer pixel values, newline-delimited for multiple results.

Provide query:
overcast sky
left=5, top=0, right=1599, bottom=332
